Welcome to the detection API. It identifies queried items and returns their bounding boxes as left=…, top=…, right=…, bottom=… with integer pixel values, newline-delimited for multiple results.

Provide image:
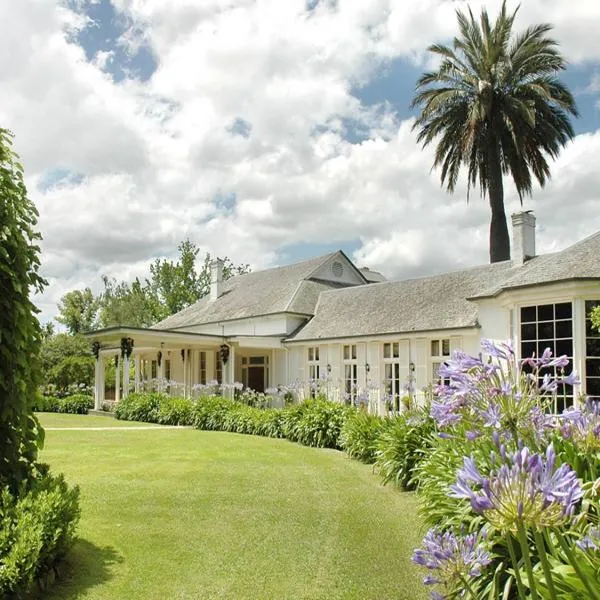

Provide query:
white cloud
left=2, top=0, right=600, bottom=323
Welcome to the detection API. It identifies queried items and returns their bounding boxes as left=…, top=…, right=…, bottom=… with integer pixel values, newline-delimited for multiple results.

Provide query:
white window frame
left=198, top=351, right=207, bottom=385
left=383, top=342, right=401, bottom=411
left=431, top=338, right=451, bottom=385
left=307, top=346, right=320, bottom=397
left=519, top=301, right=574, bottom=413
left=343, top=344, right=358, bottom=403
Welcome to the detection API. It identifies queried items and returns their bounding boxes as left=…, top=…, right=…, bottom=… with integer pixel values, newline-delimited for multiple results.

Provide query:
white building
left=88, top=212, right=600, bottom=414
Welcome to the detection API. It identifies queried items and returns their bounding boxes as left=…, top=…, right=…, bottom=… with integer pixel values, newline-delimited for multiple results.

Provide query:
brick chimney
left=210, top=258, right=224, bottom=301
left=511, top=211, right=536, bottom=265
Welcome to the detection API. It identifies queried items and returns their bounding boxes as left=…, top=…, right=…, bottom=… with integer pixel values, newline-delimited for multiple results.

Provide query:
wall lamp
left=409, top=361, right=415, bottom=372
left=365, top=363, right=371, bottom=373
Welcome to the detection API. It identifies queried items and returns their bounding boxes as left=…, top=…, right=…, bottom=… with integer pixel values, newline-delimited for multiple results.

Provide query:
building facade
left=88, top=213, right=600, bottom=413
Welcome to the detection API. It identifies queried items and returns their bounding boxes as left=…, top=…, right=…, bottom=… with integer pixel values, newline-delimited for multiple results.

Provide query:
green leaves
left=0, top=128, right=46, bottom=489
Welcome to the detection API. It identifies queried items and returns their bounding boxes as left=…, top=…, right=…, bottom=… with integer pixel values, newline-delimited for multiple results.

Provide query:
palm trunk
left=487, top=144, right=510, bottom=263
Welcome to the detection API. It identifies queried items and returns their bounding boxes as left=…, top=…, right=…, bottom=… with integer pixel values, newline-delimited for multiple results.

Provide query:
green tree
left=56, top=287, right=99, bottom=334
left=411, top=1, right=577, bottom=262
left=0, top=128, right=45, bottom=488
left=40, top=333, right=95, bottom=393
left=591, top=306, right=600, bottom=335
left=144, top=241, right=251, bottom=323
left=98, top=276, right=154, bottom=328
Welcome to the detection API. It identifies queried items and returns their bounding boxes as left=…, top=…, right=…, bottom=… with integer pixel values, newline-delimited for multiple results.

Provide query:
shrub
left=157, top=396, right=194, bottom=426
left=193, top=396, right=236, bottom=430
left=282, top=397, right=351, bottom=449
left=0, top=472, right=80, bottom=596
left=32, top=394, right=93, bottom=415
left=32, top=394, right=60, bottom=413
left=58, top=394, right=93, bottom=415
left=411, top=340, right=600, bottom=600
left=340, top=410, right=385, bottom=463
left=374, top=408, right=436, bottom=490
left=114, top=392, right=164, bottom=422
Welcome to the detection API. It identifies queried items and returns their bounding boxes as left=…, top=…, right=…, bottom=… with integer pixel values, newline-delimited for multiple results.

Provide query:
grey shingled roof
left=153, top=252, right=347, bottom=330
left=471, top=230, right=600, bottom=298
left=288, top=261, right=516, bottom=341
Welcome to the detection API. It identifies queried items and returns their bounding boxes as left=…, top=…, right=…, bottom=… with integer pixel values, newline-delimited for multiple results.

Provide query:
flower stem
left=459, top=575, right=478, bottom=600
left=533, top=529, right=558, bottom=600
left=506, top=533, right=528, bottom=600
left=516, top=521, right=538, bottom=600
left=557, top=534, right=600, bottom=600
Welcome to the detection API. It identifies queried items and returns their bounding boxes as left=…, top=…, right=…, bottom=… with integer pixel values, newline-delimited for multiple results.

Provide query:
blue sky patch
left=278, top=240, right=361, bottom=265
left=37, top=168, right=85, bottom=192
left=68, top=0, right=156, bottom=82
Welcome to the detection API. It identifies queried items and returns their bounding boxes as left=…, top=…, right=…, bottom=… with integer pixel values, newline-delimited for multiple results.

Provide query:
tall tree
left=97, top=276, right=154, bottom=328
left=0, top=128, right=45, bottom=488
left=56, top=287, right=99, bottom=334
left=144, top=241, right=250, bottom=323
left=411, top=1, right=577, bottom=262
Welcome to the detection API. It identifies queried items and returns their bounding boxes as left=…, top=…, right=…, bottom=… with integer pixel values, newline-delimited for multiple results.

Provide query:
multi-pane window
left=308, top=347, right=320, bottom=380
left=165, top=359, right=171, bottom=381
left=151, top=360, right=157, bottom=379
left=520, top=302, right=574, bottom=413
left=198, top=351, right=207, bottom=385
left=308, top=347, right=320, bottom=397
left=383, top=342, right=401, bottom=411
left=585, top=300, right=600, bottom=400
left=343, top=344, right=357, bottom=403
left=431, top=339, right=451, bottom=385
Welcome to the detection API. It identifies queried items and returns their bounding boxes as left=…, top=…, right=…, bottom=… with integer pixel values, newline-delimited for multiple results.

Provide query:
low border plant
left=412, top=340, right=600, bottom=600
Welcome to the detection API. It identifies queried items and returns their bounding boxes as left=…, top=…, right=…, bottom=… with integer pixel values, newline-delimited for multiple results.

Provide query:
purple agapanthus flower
left=481, top=339, right=515, bottom=361
left=559, top=398, right=600, bottom=451
left=576, top=527, right=600, bottom=553
left=412, top=528, right=491, bottom=595
left=450, top=445, right=583, bottom=530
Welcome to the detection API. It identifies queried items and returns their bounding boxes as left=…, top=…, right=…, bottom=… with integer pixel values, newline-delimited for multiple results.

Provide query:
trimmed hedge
left=33, top=393, right=93, bottom=415
left=0, top=472, right=80, bottom=597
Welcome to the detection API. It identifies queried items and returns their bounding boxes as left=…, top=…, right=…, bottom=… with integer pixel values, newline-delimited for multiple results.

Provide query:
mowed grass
left=38, top=413, right=160, bottom=428
left=38, top=413, right=427, bottom=600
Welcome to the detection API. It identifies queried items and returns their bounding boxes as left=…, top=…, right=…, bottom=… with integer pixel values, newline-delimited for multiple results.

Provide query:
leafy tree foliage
left=591, top=306, right=600, bottom=335
left=144, top=241, right=250, bottom=323
left=40, top=333, right=94, bottom=392
left=56, top=287, right=99, bottom=334
left=57, top=240, right=251, bottom=329
left=0, top=128, right=45, bottom=488
left=98, top=276, right=152, bottom=328
left=411, top=1, right=577, bottom=262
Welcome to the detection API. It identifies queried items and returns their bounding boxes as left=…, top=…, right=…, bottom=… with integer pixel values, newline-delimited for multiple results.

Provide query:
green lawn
left=38, top=413, right=160, bottom=428
left=38, top=413, right=427, bottom=600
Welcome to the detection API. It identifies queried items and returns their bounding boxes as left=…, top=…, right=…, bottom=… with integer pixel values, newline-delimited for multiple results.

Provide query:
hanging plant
left=219, top=344, right=230, bottom=365
left=120, top=337, right=134, bottom=359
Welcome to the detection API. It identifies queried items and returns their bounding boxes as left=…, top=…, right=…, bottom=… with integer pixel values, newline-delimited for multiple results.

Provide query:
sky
left=2, top=0, right=600, bottom=324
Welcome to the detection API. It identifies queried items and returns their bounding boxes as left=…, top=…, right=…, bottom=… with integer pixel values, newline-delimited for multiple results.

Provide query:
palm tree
left=411, top=1, right=578, bottom=263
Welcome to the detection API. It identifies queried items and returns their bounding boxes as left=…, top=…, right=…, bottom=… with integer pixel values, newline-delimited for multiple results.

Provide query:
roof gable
left=152, top=251, right=364, bottom=331
left=307, top=251, right=368, bottom=286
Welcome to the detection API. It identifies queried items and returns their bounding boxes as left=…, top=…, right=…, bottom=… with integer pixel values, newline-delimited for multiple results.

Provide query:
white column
left=94, top=356, right=105, bottom=410
left=183, top=351, right=187, bottom=397
left=123, top=354, right=130, bottom=399
left=228, top=345, right=236, bottom=398
left=115, top=354, right=121, bottom=403
left=134, top=355, right=141, bottom=393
